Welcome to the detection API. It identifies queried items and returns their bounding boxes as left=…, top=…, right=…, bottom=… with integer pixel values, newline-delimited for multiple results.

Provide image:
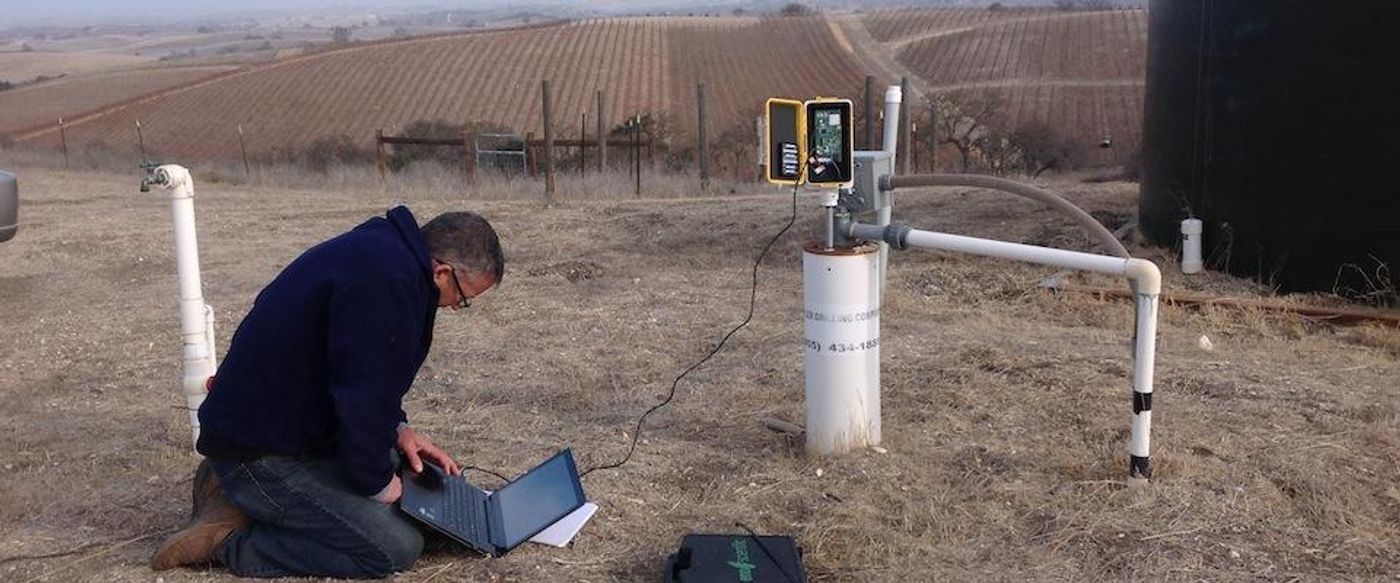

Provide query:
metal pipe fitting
left=850, top=221, right=912, bottom=251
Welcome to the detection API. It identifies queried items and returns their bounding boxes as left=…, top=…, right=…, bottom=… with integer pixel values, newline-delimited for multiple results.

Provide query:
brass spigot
left=139, top=163, right=165, bottom=193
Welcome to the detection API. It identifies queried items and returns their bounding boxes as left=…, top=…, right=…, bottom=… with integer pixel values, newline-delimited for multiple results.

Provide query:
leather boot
left=151, top=462, right=250, bottom=571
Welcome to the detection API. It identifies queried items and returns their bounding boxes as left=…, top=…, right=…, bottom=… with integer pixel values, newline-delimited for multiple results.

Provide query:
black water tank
left=0, top=171, right=16, bottom=243
left=1139, top=0, right=1400, bottom=298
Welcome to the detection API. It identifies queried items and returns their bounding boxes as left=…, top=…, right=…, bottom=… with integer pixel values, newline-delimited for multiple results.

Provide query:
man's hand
left=373, top=474, right=402, bottom=504
left=397, top=425, right=460, bottom=476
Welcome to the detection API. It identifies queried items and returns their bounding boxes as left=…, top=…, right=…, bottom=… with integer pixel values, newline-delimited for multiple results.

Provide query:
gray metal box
left=0, top=171, right=16, bottom=243
left=839, top=150, right=893, bottom=215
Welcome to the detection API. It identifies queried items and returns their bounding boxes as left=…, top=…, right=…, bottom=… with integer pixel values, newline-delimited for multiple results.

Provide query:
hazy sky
left=0, top=0, right=526, bottom=25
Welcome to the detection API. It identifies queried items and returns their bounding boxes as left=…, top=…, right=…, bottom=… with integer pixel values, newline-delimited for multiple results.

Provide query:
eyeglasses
left=438, top=260, right=472, bottom=310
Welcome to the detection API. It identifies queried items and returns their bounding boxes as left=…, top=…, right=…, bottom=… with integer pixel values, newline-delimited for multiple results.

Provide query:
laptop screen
left=493, top=450, right=584, bottom=549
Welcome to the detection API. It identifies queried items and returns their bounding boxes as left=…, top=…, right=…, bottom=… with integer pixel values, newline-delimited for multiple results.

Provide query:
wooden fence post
left=911, top=123, right=919, bottom=173
left=899, top=76, right=911, bottom=175
left=597, top=90, right=607, bottom=173
left=462, top=129, right=477, bottom=186
left=864, top=75, right=876, bottom=151
left=633, top=115, right=641, bottom=197
left=580, top=112, right=587, bottom=177
left=697, top=82, right=709, bottom=190
left=375, top=129, right=387, bottom=182
left=927, top=100, right=938, bottom=172
left=542, top=80, right=556, bottom=201
left=526, top=131, right=537, bottom=177
left=237, top=124, right=251, bottom=178
left=755, top=116, right=765, bottom=182
left=58, top=118, right=69, bottom=169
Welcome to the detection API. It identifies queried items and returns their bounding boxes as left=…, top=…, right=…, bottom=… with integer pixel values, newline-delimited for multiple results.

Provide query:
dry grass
left=0, top=164, right=1395, bottom=582
left=0, top=53, right=152, bottom=81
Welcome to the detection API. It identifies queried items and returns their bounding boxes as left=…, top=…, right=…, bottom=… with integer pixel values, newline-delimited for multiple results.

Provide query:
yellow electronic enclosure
left=765, top=98, right=805, bottom=185
left=764, top=97, right=854, bottom=188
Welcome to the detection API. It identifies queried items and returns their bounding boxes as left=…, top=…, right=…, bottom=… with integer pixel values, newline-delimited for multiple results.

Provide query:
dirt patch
left=0, top=168, right=1396, bottom=582
left=526, top=260, right=604, bottom=283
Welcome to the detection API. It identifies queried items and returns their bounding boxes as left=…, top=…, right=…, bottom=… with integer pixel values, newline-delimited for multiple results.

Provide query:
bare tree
left=931, top=93, right=1003, bottom=172
left=780, top=3, right=815, bottom=16
left=711, top=121, right=755, bottom=180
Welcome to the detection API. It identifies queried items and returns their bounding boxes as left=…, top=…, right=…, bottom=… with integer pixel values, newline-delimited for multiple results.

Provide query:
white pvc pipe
left=876, top=85, right=902, bottom=300
left=204, top=304, right=218, bottom=371
left=152, top=165, right=217, bottom=447
left=881, top=85, right=902, bottom=164
left=803, top=241, right=881, bottom=455
left=1129, top=291, right=1159, bottom=479
left=896, top=225, right=1163, bottom=478
left=903, top=229, right=1133, bottom=277
left=1181, top=218, right=1203, bottom=274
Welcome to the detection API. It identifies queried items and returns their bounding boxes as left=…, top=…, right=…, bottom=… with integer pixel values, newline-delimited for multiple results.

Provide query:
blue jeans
left=210, top=456, right=424, bottom=578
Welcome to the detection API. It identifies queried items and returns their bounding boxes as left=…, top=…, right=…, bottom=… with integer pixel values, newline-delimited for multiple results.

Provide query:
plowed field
left=0, top=66, right=239, bottom=136
left=862, top=8, right=1148, bottom=167
left=7, top=11, right=1148, bottom=169
left=17, top=17, right=863, bottom=160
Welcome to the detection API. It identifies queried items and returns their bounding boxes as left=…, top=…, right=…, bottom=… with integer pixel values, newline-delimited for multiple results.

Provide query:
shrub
left=389, top=119, right=511, bottom=172
left=780, top=3, right=814, bottom=17
left=1007, top=122, right=1088, bottom=177
left=301, top=135, right=373, bottom=172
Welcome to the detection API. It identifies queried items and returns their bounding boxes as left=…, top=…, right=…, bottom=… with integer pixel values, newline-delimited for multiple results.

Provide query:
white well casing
left=803, top=241, right=881, bottom=455
left=1181, top=218, right=1203, bottom=274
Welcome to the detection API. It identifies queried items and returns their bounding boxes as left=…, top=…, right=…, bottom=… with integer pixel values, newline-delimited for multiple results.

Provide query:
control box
left=764, top=98, right=854, bottom=188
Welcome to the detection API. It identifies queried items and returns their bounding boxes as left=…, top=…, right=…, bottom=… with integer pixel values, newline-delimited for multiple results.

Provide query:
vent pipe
left=143, top=165, right=218, bottom=447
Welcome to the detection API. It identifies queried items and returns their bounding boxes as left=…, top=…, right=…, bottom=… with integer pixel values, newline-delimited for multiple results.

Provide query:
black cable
left=461, top=465, right=510, bottom=483
left=578, top=180, right=802, bottom=478
left=735, top=521, right=802, bottom=583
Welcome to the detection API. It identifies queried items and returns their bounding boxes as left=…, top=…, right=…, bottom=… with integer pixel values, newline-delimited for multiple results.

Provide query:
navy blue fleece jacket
left=196, top=206, right=437, bottom=496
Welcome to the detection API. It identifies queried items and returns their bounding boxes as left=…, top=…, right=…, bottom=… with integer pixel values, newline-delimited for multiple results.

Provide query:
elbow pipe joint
left=1125, top=258, right=1162, bottom=296
left=142, top=165, right=194, bottom=199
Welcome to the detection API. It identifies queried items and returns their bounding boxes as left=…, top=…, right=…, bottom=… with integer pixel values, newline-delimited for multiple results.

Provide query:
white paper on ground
left=529, top=502, right=598, bottom=547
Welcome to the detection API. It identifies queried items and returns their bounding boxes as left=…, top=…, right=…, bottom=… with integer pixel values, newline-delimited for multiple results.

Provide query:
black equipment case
left=664, top=533, right=808, bottom=583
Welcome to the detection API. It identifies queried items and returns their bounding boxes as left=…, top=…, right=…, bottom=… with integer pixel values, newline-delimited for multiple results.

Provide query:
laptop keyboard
left=442, top=480, right=485, bottom=542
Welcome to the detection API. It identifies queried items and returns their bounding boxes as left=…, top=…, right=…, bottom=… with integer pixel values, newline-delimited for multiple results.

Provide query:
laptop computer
left=399, top=448, right=586, bottom=556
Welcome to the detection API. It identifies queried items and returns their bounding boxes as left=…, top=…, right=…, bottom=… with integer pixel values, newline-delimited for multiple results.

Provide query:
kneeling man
left=152, top=206, right=503, bottom=578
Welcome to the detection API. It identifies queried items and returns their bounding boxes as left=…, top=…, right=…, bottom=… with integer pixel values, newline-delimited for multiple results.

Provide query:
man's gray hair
left=421, top=211, right=504, bottom=282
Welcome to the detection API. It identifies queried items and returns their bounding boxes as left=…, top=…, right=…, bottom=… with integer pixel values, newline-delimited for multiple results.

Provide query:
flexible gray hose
left=888, top=174, right=1130, bottom=258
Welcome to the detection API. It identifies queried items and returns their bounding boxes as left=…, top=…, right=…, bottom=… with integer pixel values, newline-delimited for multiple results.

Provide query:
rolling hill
left=4, top=9, right=1148, bottom=169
